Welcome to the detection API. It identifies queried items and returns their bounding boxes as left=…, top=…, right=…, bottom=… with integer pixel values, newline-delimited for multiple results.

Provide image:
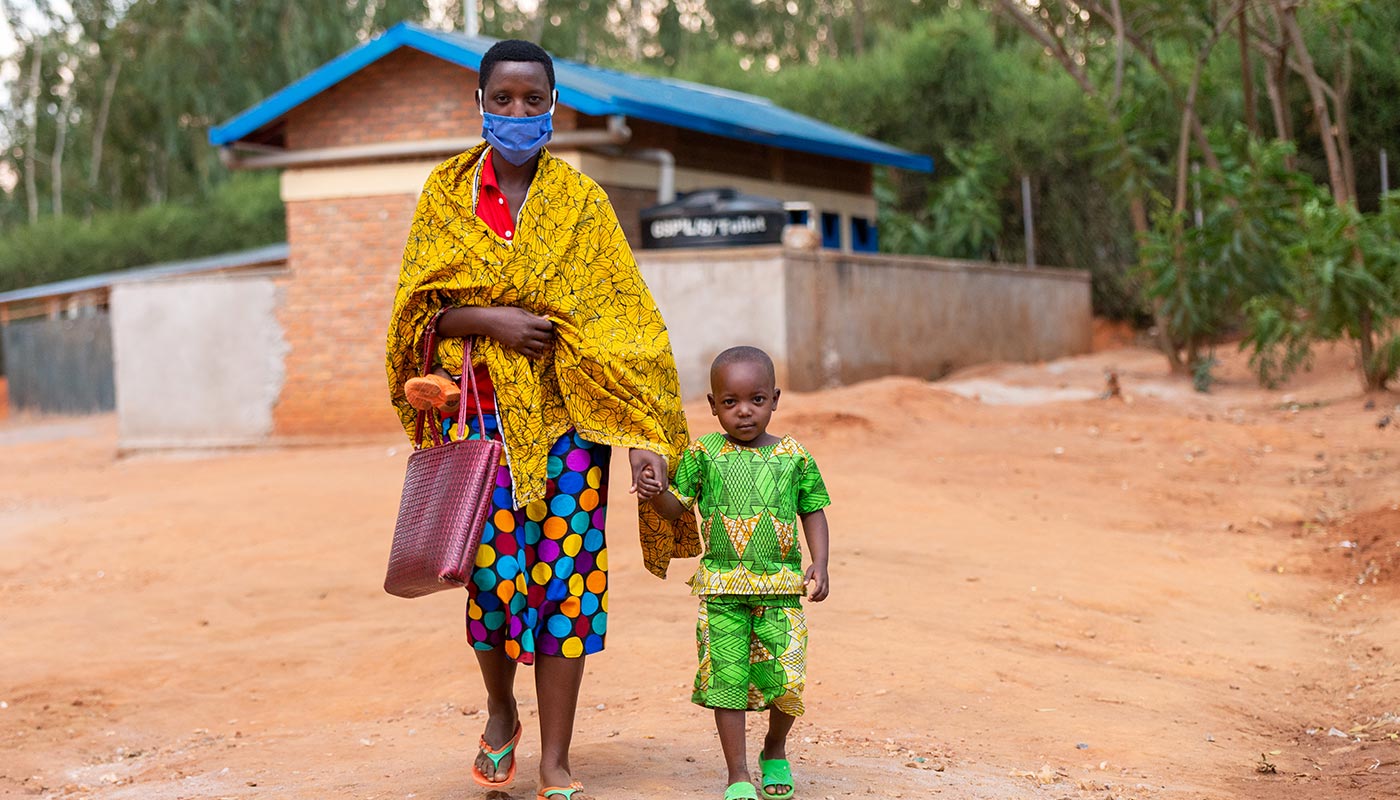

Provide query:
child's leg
left=715, top=708, right=752, bottom=787
left=760, top=708, right=796, bottom=796
left=762, top=707, right=796, bottom=760
left=696, top=597, right=758, bottom=790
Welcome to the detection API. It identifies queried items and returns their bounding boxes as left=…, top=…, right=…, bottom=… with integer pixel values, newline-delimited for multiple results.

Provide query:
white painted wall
left=641, top=246, right=1093, bottom=399
left=638, top=247, right=789, bottom=401
left=112, top=276, right=287, bottom=449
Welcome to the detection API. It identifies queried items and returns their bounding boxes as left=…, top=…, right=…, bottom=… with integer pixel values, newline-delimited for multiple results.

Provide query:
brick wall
left=600, top=184, right=658, bottom=248
left=275, top=194, right=419, bottom=437
left=285, top=48, right=579, bottom=151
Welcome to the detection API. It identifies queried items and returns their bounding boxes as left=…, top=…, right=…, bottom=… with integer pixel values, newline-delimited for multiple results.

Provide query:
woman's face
left=480, top=61, right=554, bottom=118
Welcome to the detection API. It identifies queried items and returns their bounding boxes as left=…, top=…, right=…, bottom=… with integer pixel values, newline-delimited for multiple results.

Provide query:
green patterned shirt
left=671, top=432, right=830, bottom=596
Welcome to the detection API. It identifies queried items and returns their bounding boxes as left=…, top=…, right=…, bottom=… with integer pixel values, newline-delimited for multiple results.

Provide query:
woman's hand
left=483, top=307, right=554, bottom=359
left=438, top=306, right=554, bottom=359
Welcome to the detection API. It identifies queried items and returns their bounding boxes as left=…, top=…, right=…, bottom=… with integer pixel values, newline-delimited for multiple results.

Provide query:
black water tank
left=639, top=188, right=787, bottom=249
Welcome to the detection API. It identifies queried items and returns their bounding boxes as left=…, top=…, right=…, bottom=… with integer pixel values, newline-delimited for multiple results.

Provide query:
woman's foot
left=537, top=768, right=594, bottom=800
left=404, top=373, right=460, bottom=413
left=537, top=779, right=592, bottom=799
left=472, top=711, right=521, bottom=786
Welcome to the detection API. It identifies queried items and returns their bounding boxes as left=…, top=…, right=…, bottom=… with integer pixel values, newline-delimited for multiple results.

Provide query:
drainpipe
left=219, top=115, right=633, bottom=170
left=627, top=148, right=676, bottom=203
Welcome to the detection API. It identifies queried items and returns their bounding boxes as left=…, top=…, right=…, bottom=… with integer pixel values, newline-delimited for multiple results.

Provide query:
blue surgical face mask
left=478, top=89, right=555, bottom=166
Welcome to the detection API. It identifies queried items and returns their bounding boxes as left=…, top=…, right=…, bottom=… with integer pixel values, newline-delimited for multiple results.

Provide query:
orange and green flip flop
left=538, top=780, right=585, bottom=799
left=470, top=720, right=522, bottom=788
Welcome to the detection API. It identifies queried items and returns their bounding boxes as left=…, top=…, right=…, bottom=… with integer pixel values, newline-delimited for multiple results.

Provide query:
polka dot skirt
left=449, top=414, right=610, bottom=664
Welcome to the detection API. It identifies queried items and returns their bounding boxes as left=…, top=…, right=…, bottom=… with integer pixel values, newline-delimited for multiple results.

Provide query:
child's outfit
left=669, top=431, right=830, bottom=715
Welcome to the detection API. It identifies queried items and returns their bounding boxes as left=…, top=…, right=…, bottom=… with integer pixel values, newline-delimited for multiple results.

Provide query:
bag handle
left=412, top=308, right=493, bottom=450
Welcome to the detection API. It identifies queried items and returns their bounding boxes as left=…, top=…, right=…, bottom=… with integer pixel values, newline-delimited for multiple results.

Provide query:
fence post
left=1021, top=174, right=1036, bottom=268
left=1382, top=148, right=1390, bottom=197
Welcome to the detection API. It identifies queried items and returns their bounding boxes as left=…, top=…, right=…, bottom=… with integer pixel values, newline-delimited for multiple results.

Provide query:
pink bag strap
left=412, top=308, right=494, bottom=450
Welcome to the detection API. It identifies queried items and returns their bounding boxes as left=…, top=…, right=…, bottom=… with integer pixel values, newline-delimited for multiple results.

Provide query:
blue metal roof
left=0, top=244, right=289, bottom=306
left=209, top=22, right=933, bottom=173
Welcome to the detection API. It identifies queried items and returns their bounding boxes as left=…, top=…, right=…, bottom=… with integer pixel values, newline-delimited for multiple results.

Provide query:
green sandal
left=725, top=782, right=759, bottom=800
left=759, top=758, right=795, bottom=800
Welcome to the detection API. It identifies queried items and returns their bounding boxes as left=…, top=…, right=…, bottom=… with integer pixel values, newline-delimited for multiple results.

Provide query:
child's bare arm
left=800, top=509, right=830, bottom=601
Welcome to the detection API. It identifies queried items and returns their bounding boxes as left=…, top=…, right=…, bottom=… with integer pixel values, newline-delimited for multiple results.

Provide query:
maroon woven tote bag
left=384, top=321, right=503, bottom=598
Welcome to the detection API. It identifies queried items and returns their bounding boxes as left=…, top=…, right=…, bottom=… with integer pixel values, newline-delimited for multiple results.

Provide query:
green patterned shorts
left=693, top=594, right=806, bottom=715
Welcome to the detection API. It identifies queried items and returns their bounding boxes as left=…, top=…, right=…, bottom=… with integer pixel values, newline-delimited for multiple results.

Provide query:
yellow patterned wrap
left=386, top=144, right=699, bottom=579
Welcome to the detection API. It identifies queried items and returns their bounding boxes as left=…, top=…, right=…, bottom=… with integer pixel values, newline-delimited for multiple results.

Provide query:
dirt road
left=2, top=345, right=1398, bottom=799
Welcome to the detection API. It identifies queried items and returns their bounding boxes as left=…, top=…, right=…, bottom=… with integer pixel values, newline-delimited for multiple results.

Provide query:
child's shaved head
left=710, top=346, right=776, bottom=387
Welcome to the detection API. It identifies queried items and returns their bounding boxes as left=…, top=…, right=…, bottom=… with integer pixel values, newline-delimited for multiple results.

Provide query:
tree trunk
left=1174, top=0, right=1245, bottom=212
left=88, top=58, right=121, bottom=216
left=1333, top=26, right=1356, bottom=206
left=51, top=82, right=74, bottom=218
left=1276, top=2, right=1350, bottom=206
left=1357, top=307, right=1382, bottom=391
left=24, top=39, right=42, bottom=224
left=850, top=0, right=867, bottom=58
left=1261, top=46, right=1294, bottom=155
left=1239, top=6, right=1257, bottom=135
left=1109, top=0, right=1126, bottom=105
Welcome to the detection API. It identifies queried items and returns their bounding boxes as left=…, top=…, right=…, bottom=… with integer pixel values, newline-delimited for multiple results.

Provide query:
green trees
left=1, top=1, right=1396, bottom=390
left=993, top=0, right=1400, bottom=390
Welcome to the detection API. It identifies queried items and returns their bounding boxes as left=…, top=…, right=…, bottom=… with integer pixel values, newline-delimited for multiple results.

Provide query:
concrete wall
left=640, top=246, right=1092, bottom=399
left=783, top=250, right=1093, bottom=390
left=638, top=247, right=789, bottom=402
left=103, top=245, right=1086, bottom=449
left=111, top=275, right=287, bottom=449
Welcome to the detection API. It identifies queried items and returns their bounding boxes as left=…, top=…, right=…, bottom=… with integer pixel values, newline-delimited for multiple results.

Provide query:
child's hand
left=633, top=464, right=666, bottom=501
left=628, top=448, right=666, bottom=498
left=804, top=563, right=830, bottom=602
left=630, top=453, right=666, bottom=498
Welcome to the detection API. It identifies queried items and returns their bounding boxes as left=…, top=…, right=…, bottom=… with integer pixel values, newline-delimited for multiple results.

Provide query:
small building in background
left=202, top=21, right=938, bottom=442
left=0, top=245, right=288, bottom=425
left=1, top=23, right=1092, bottom=449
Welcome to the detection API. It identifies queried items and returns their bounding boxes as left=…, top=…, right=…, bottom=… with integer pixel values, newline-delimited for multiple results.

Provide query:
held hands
left=804, top=562, right=830, bottom=602
left=484, top=306, right=554, bottom=359
left=628, top=448, right=667, bottom=501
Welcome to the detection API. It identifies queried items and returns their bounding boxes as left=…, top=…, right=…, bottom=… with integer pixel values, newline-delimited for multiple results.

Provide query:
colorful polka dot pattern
left=450, top=413, right=610, bottom=664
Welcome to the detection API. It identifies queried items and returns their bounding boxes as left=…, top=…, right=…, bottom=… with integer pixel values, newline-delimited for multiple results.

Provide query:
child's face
left=707, top=361, right=779, bottom=444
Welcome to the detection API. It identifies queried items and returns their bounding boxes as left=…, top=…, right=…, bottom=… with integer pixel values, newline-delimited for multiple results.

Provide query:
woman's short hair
left=479, top=39, right=556, bottom=91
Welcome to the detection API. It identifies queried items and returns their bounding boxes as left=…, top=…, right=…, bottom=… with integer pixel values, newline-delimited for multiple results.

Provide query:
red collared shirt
left=476, top=150, right=517, bottom=243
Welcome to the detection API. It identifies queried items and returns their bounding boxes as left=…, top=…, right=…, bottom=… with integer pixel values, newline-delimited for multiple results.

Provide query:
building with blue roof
left=195, top=20, right=943, bottom=438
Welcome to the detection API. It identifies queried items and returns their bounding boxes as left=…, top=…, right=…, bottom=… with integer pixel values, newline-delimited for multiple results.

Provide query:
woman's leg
left=474, top=647, right=520, bottom=781
left=535, top=654, right=587, bottom=791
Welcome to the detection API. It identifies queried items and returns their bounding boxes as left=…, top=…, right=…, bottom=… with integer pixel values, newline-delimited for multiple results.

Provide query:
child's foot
left=758, top=752, right=794, bottom=799
left=404, top=373, right=461, bottom=413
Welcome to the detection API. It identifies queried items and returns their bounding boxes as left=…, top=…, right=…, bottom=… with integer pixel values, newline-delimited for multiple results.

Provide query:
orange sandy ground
left=2, top=344, right=1399, bottom=800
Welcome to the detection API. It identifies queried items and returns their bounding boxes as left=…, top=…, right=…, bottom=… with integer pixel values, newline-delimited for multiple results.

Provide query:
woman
left=385, top=40, right=698, bottom=800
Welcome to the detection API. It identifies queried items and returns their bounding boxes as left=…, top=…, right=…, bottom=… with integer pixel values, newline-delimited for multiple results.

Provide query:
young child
left=637, top=345, right=831, bottom=800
